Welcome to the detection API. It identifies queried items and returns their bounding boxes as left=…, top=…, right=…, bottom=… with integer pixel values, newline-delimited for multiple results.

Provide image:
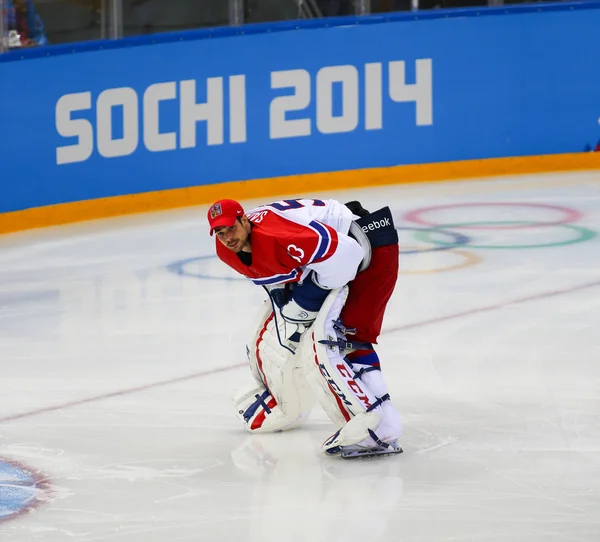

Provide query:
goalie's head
left=209, top=199, right=252, bottom=253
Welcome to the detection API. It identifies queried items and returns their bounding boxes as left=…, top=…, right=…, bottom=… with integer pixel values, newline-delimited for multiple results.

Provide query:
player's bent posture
left=208, top=197, right=402, bottom=459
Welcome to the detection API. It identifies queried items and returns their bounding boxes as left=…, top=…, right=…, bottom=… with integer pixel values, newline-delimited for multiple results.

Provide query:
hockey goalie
left=208, top=196, right=403, bottom=459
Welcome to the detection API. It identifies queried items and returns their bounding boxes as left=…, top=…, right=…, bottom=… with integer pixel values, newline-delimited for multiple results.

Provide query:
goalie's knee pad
left=233, top=298, right=317, bottom=433
left=299, top=287, right=402, bottom=452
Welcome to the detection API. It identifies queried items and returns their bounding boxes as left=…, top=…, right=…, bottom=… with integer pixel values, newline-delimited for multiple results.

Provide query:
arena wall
left=2, top=1, right=600, bottom=234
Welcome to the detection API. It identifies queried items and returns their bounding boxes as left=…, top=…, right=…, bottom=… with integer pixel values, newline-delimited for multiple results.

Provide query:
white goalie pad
left=299, top=287, right=379, bottom=422
left=298, top=287, right=400, bottom=452
left=232, top=299, right=317, bottom=433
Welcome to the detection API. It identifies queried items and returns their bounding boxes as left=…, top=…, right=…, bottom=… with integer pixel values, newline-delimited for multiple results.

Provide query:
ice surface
left=1, top=171, right=600, bottom=541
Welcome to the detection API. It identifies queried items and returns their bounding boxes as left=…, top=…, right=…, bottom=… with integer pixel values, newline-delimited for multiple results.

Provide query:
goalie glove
left=280, top=299, right=319, bottom=341
left=280, top=271, right=331, bottom=341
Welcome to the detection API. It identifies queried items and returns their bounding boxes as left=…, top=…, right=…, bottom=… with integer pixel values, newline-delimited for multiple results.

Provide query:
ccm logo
left=337, top=364, right=372, bottom=409
left=318, top=363, right=354, bottom=408
left=361, top=217, right=391, bottom=233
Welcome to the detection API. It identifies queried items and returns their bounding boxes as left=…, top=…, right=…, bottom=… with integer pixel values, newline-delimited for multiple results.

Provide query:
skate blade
left=340, top=443, right=403, bottom=460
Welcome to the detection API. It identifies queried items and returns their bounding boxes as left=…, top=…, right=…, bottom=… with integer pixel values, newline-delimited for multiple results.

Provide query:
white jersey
left=248, top=198, right=356, bottom=234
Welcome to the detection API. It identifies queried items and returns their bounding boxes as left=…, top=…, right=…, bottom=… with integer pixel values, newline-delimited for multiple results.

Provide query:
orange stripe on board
left=2, top=152, right=600, bottom=235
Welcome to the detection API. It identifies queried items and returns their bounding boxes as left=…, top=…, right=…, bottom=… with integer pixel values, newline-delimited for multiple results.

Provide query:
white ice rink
left=1, top=171, right=600, bottom=541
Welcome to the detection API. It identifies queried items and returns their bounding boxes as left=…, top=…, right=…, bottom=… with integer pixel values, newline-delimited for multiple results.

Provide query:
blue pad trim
left=353, top=366, right=379, bottom=378
left=366, top=393, right=390, bottom=413
left=243, top=390, right=272, bottom=422
left=291, top=271, right=330, bottom=312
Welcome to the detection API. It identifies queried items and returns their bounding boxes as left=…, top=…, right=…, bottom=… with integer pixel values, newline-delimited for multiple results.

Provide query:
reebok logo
left=361, top=217, right=391, bottom=233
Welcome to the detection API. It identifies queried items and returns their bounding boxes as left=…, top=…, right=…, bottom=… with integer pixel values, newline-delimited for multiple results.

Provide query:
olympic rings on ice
left=399, top=201, right=596, bottom=266
left=396, top=226, right=471, bottom=255
left=167, top=255, right=247, bottom=282
left=403, top=202, right=583, bottom=229
left=168, top=202, right=597, bottom=280
left=398, top=247, right=482, bottom=274
left=169, top=246, right=482, bottom=280
left=412, top=221, right=597, bottom=250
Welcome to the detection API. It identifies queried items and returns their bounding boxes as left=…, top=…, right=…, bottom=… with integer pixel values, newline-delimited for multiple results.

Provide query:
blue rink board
left=1, top=2, right=600, bottom=213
